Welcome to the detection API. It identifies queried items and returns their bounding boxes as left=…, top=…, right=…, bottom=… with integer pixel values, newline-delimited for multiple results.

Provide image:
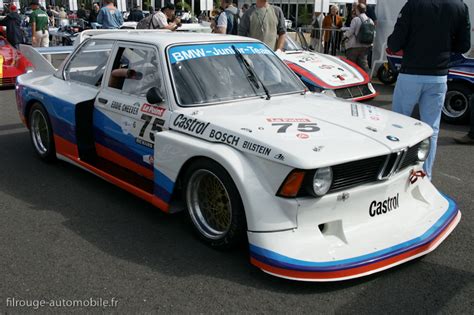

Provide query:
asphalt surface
left=0, top=83, right=473, bottom=313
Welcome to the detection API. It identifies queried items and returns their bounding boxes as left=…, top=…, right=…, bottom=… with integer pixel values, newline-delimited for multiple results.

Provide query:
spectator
left=30, top=0, right=49, bottom=48
left=310, top=12, right=323, bottom=51
left=128, top=5, right=144, bottom=22
left=58, top=7, right=67, bottom=19
left=77, top=3, right=87, bottom=19
left=358, top=0, right=376, bottom=67
left=322, top=5, right=342, bottom=56
left=388, top=0, right=471, bottom=178
left=46, top=5, right=57, bottom=26
left=343, top=3, right=373, bottom=73
left=239, top=0, right=286, bottom=51
left=214, top=0, right=239, bottom=34
left=0, top=4, right=23, bottom=49
left=358, top=0, right=376, bottom=25
left=241, top=3, right=249, bottom=18
left=89, top=3, right=100, bottom=27
left=152, top=4, right=178, bottom=30
left=97, top=0, right=124, bottom=29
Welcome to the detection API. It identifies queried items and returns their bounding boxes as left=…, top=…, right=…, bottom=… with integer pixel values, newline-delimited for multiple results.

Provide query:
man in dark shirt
left=0, top=5, right=23, bottom=48
left=388, top=0, right=470, bottom=178
left=77, top=4, right=87, bottom=19
left=128, top=5, right=144, bottom=22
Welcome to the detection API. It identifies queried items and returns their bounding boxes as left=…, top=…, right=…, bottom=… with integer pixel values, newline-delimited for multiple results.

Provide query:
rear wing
left=19, top=44, right=56, bottom=74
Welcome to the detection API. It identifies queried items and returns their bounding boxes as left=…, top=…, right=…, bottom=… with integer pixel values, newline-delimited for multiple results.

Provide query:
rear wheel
left=442, top=82, right=472, bottom=124
left=183, top=159, right=246, bottom=248
left=29, top=103, right=56, bottom=162
left=377, top=63, right=398, bottom=85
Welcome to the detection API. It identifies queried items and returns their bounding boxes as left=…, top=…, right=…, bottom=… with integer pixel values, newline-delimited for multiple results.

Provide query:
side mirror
left=146, top=87, right=164, bottom=104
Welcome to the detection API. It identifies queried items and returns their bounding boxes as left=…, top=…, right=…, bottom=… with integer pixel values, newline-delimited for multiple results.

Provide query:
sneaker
left=453, top=134, right=474, bottom=145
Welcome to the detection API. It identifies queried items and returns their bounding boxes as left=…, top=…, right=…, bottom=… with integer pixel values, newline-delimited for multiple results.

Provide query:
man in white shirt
left=152, top=3, right=178, bottom=30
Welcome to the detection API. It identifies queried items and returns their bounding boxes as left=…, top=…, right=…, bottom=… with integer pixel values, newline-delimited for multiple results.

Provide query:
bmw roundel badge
left=386, top=135, right=400, bottom=142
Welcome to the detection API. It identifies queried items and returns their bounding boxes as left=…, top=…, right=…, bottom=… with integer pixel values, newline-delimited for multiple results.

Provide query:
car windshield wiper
left=231, top=45, right=271, bottom=100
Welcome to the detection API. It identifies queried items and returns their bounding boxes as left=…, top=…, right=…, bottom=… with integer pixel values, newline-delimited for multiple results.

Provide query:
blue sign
left=168, top=43, right=273, bottom=64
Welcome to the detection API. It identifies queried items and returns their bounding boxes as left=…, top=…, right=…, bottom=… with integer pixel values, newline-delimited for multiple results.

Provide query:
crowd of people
left=1, top=0, right=473, bottom=162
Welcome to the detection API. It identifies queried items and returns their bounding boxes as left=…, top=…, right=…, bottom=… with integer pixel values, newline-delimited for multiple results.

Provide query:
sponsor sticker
left=351, top=104, right=359, bottom=117
left=369, top=194, right=399, bottom=217
left=168, top=43, right=272, bottom=64
left=141, top=103, right=166, bottom=117
left=266, top=118, right=311, bottom=122
left=296, top=133, right=309, bottom=139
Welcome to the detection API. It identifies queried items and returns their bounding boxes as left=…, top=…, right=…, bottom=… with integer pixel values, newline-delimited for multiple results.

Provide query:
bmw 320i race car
left=277, top=33, right=377, bottom=102
left=16, top=32, right=460, bottom=281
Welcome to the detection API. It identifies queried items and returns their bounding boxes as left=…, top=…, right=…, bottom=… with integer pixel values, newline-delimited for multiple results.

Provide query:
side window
left=65, top=39, right=114, bottom=87
left=108, top=46, right=163, bottom=98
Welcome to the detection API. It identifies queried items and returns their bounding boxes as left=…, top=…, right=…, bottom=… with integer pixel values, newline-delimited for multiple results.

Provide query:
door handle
left=98, top=98, right=108, bottom=104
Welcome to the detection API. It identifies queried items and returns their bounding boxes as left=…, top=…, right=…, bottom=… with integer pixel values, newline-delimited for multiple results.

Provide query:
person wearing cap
left=0, top=4, right=23, bottom=49
left=30, top=0, right=50, bottom=49
left=97, top=0, right=124, bottom=29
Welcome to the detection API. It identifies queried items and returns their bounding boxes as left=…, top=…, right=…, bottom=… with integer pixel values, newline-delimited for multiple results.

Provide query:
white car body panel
left=279, top=50, right=366, bottom=87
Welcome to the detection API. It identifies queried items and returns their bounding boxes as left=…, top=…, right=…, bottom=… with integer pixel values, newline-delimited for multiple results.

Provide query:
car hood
left=277, top=50, right=367, bottom=88
left=170, top=94, right=432, bottom=169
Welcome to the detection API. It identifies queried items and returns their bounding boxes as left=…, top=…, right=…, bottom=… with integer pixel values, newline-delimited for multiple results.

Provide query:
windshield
left=167, top=42, right=305, bottom=106
left=284, top=35, right=303, bottom=51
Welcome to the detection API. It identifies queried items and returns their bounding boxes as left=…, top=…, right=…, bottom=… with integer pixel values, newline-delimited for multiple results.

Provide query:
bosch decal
left=209, top=129, right=240, bottom=146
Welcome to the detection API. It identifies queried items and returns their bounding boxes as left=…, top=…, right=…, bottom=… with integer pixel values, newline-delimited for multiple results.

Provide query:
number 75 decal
left=271, top=123, right=320, bottom=133
left=140, top=113, right=165, bottom=141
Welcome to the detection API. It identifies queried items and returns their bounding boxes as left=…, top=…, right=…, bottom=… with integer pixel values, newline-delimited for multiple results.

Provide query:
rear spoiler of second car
left=19, top=44, right=57, bottom=74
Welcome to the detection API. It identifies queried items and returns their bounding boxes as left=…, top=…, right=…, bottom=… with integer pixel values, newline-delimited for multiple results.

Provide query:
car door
left=49, top=38, right=114, bottom=160
left=93, top=42, right=171, bottom=181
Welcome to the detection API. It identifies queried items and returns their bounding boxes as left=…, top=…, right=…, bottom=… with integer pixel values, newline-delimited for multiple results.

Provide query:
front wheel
left=183, top=159, right=247, bottom=248
left=442, top=82, right=472, bottom=124
left=377, top=63, right=398, bottom=85
left=29, top=103, right=56, bottom=162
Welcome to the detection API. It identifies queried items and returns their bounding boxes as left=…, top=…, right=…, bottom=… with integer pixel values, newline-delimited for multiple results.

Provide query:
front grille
left=0, top=77, right=16, bottom=86
left=297, top=141, right=423, bottom=196
left=334, top=84, right=372, bottom=99
left=329, top=155, right=386, bottom=192
left=400, top=142, right=421, bottom=170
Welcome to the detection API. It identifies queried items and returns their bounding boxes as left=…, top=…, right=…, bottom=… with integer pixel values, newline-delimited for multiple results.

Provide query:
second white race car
left=277, top=33, right=377, bottom=102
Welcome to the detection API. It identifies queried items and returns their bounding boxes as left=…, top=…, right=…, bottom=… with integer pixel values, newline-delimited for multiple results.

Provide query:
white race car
left=277, top=33, right=378, bottom=102
left=17, top=32, right=459, bottom=281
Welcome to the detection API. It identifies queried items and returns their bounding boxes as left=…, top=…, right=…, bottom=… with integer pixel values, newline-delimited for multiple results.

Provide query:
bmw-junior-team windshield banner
left=168, top=43, right=273, bottom=64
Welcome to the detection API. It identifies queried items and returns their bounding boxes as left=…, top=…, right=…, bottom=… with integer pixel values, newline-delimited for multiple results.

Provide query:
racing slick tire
left=183, top=158, right=247, bottom=249
left=28, top=103, right=57, bottom=162
left=442, top=82, right=472, bottom=124
left=377, top=63, right=398, bottom=85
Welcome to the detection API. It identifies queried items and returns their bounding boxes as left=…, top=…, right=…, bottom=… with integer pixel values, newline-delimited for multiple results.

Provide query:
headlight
left=311, top=167, right=333, bottom=196
left=418, top=138, right=430, bottom=161
left=322, top=89, right=336, bottom=97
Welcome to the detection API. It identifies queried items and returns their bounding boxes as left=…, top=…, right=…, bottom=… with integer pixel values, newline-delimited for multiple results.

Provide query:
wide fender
left=154, top=131, right=298, bottom=232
